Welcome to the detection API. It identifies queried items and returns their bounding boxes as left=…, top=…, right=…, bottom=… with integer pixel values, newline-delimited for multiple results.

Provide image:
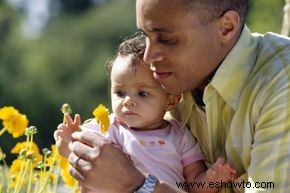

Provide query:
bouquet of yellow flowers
left=0, top=104, right=110, bottom=193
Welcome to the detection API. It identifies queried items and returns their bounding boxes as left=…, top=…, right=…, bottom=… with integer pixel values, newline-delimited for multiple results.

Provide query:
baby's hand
left=207, top=157, right=236, bottom=182
left=54, top=113, right=81, bottom=157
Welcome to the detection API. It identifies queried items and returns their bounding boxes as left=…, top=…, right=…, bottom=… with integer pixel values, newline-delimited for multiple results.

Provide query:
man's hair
left=106, top=35, right=145, bottom=77
left=182, top=0, right=249, bottom=25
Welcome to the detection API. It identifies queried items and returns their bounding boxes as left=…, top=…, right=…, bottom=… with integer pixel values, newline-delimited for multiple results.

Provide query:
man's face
left=136, top=0, right=224, bottom=94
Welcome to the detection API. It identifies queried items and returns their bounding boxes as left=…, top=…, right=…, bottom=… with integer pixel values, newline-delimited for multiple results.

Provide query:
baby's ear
left=165, top=94, right=182, bottom=111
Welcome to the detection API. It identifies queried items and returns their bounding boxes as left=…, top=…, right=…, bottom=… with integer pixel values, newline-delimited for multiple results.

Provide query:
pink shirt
left=81, top=115, right=204, bottom=185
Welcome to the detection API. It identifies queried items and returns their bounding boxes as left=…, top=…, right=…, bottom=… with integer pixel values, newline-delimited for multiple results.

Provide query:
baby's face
left=110, top=55, right=170, bottom=130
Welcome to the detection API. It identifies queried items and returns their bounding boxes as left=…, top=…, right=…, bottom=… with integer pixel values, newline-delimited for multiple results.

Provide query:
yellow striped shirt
left=167, top=25, right=290, bottom=193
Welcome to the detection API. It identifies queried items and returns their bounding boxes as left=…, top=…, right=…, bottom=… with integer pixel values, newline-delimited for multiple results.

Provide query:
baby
left=54, top=35, right=236, bottom=193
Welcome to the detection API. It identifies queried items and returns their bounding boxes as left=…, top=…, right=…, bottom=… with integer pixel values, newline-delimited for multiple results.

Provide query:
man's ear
left=165, top=94, right=182, bottom=111
left=218, top=10, right=241, bottom=43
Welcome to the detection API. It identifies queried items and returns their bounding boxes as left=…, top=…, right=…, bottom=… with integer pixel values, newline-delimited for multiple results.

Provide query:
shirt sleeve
left=179, top=126, right=204, bottom=167
left=245, top=82, right=290, bottom=193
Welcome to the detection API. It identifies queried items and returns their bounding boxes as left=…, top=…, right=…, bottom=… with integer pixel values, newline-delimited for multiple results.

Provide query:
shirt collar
left=205, top=25, right=259, bottom=110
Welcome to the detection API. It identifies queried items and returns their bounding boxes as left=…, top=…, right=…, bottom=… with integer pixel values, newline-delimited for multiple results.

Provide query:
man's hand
left=68, top=130, right=145, bottom=193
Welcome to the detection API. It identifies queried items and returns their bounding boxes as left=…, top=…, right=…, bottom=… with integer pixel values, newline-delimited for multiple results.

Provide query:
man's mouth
left=152, top=71, right=171, bottom=81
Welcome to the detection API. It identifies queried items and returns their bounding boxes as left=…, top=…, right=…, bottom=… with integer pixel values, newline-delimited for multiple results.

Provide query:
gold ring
left=72, top=156, right=81, bottom=168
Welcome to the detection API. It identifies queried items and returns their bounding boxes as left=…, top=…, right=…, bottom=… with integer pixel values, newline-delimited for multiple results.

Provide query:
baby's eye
left=115, top=91, right=125, bottom=97
left=138, top=91, right=149, bottom=97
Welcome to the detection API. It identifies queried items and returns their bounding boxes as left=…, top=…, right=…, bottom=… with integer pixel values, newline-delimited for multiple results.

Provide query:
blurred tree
left=58, top=0, right=93, bottom=13
left=0, top=2, right=29, bottom=162
left=0, top=4, right=12, bottom=45
left=0, top=0, right=136, bottom=163
left=247, top=0, right=284, bottom=33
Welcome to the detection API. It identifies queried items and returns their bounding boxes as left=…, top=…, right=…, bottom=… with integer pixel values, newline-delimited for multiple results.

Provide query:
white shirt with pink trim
left=80, top=114, right=204, bottom=185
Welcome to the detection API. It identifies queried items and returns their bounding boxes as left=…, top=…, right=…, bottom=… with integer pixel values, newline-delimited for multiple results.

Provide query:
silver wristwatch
left=134, top=174, right=159, bottom=193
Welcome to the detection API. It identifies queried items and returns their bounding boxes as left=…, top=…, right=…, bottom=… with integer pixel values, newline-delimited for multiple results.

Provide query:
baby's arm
left=184, top=158, right=236, bottom=193
left=54, top=113, right=81, bottom=157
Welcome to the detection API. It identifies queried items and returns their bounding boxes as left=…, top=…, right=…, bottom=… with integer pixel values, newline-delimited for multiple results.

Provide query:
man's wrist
left=134, top=174, right=159, bottom=193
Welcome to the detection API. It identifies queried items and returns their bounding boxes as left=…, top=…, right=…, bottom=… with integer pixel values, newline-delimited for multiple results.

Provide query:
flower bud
left=25, top=126, right=38, bottom=136
left=61, top=103, right=72, bottom=114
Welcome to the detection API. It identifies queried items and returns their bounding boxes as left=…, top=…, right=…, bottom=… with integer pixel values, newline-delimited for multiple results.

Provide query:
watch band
left=134, top=174, right=159, bottom=193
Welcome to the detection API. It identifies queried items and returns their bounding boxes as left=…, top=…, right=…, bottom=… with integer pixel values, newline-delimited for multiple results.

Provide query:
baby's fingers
left=65, top=113, right=81, bottom=129
left=73, top=114, right=81, bottom=127
left=224, top=160, right=236, bottom=173
left=57, top=123, right=66, bottom=130
left=53, top=129, right=62, bottom=141
left=64, top=113, right=74, bottom=126
left=206, top=167, right=217, bottom=179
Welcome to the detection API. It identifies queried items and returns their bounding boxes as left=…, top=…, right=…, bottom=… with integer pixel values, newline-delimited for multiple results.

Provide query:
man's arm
left=68, top=130, right=188, bottom=193
left=245, top=84, right=290, bottom=192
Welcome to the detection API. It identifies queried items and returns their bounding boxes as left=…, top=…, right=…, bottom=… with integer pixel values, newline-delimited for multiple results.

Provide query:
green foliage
left=247, top=0, right=285, bottom=33
left=59, top=0, right=93, bottom=13
left=0, top=0, right=136, bottom=163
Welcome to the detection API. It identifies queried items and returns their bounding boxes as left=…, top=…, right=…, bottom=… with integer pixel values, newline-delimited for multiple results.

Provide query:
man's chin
left=161, top=84, right=182, bottom=95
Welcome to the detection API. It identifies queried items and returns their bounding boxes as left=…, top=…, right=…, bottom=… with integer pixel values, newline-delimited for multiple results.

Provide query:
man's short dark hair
left=182, top=0, right=249, bottom=25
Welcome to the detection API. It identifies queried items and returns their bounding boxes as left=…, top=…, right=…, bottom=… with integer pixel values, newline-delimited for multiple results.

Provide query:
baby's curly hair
left=106, top=35, right=146, bottom=78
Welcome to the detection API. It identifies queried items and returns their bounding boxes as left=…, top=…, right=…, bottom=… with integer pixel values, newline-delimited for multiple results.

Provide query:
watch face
left=135, top=174, right=159, bottom=193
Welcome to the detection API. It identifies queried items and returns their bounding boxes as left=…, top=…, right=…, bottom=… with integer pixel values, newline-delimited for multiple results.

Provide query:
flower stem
left=0, top=159, right=8, bottom=193
left=52, top=166, right=60, bottom=193
left=0, top=128, right=6, bottom=136
left=12, top=160, right=29, bottom=193
left=26, top=161, right=33, bottom=193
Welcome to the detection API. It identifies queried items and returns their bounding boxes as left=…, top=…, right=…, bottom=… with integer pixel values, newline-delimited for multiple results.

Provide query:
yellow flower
left=61, top=167, right=76, bottom=187
left=46, top=145, right=58, bottom=166
left=9, top=175, right=19, bottom=188
left=10, top=158, right=24, bottom=174
left=59, top=156, right=76, bottom=187
left=11, top=141, right=43, bottom=164
left=57, top=155, right=65, bottom=166
left=11, top=141, right=38, bottom=154
left=93, top=104, right=110, bottom=134
left=0, top=106, right=29, bottom=138
left=51, top=144, right=57, bottom=156
left=45, top=145, right=63, bottom=171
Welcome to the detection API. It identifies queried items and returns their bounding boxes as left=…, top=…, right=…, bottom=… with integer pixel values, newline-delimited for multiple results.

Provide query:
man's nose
left=143, top=38, right=164, bottom=65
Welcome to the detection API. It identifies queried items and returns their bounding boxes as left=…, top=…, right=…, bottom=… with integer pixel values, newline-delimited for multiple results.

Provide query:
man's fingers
left=69, top=140, right=101, bottom=161
left=68, top=164, right=85, bottom=182
left=72, top=130, right=108, bottom=147
left=68, top=152, right=93, bottom=171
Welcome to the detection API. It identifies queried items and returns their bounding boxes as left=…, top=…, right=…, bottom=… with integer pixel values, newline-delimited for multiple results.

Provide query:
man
left=68, top=0, right=290, bottom=192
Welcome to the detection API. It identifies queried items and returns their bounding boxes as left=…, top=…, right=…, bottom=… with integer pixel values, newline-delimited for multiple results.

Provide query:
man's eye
left=138, top=91, right=148, bottom=97
left=159, top=37, right=175, bottom=45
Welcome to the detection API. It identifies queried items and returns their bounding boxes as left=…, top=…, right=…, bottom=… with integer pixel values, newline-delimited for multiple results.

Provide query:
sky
left=7, top=0, right=56, bottom=38
left=6, top=0, right=105, bottom=38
